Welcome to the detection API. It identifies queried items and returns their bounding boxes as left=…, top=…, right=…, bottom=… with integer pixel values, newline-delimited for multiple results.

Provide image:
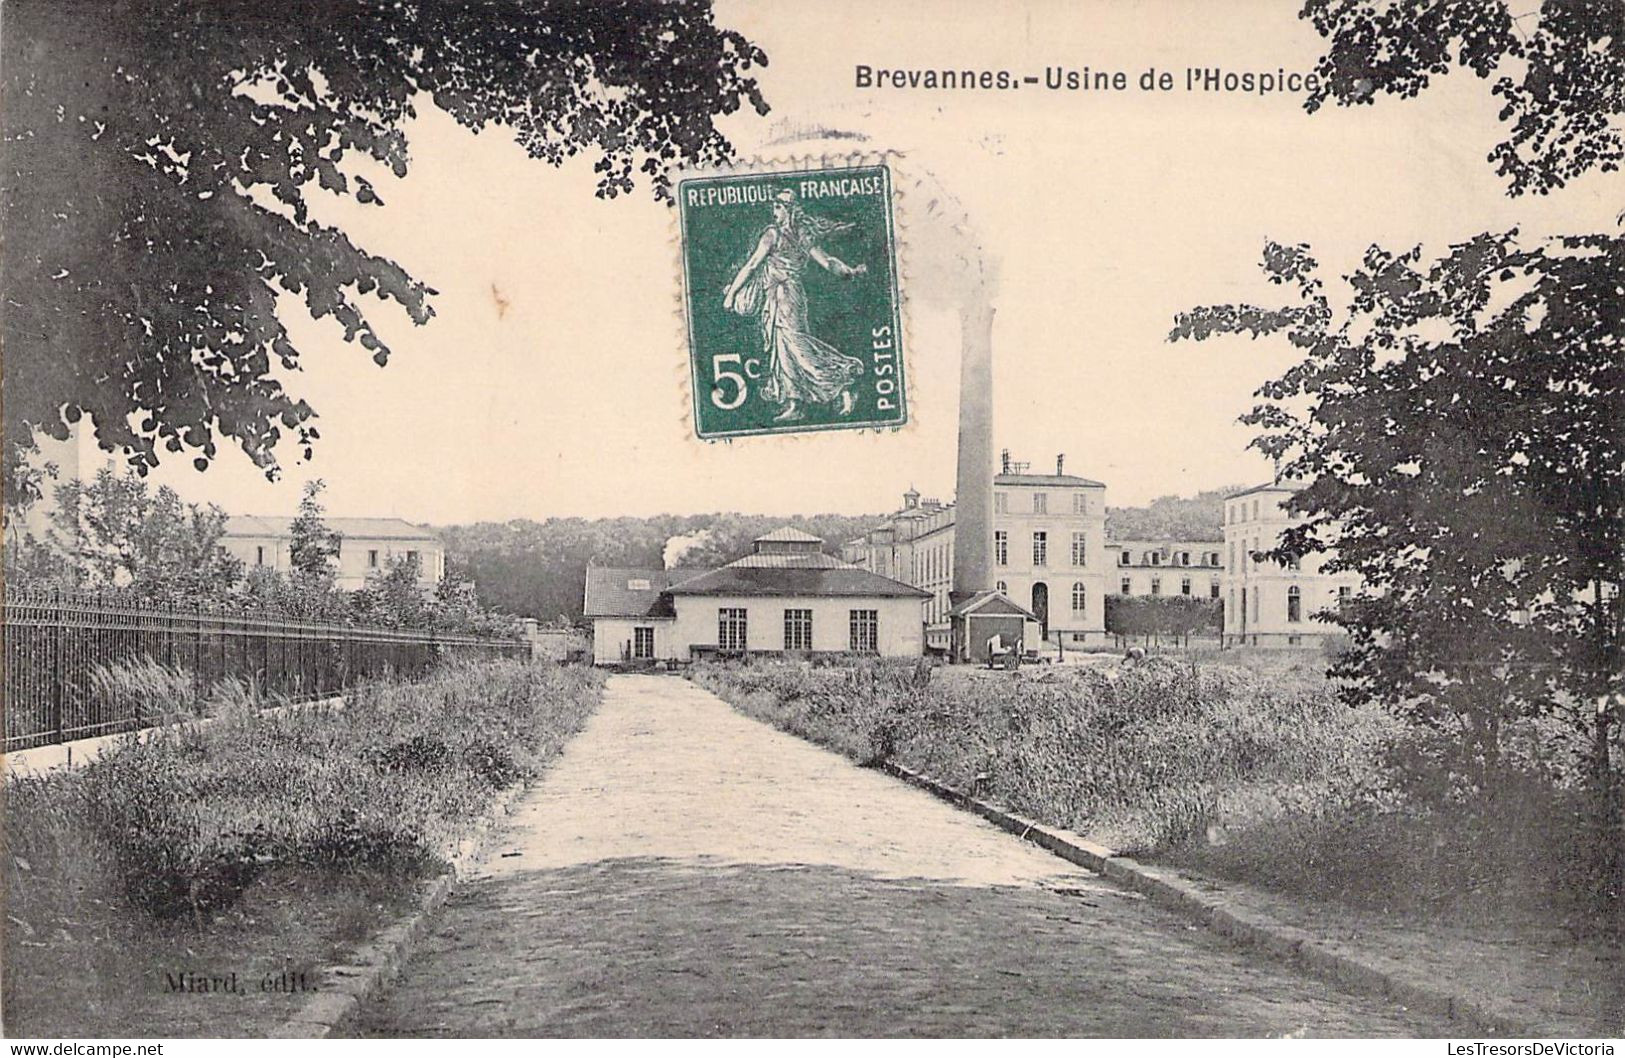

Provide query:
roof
left=725, top=551, right=853, bottom=569
left=994, top=472, right=1106, bottom=488
left=754, top=526, right=823, bottom=544
left=224, top=515, right=439, bottom=542
left=583, top=567, right=716, bottom=618
left=666, top=565, right=930, bottom=599
left=1226, top=479, right=1308, bottom=500
left=948, top=590, right=1038, bottom=620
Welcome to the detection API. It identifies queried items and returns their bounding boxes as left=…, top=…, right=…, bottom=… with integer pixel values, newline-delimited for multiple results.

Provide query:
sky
left=115, top=0, right=1621, bottom=524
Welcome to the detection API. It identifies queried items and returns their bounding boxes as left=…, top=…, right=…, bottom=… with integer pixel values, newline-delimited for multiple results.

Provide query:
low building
left=1221, top=481, right=1361, bottom=648
left=222, top=515, right=444, bottom=591
left=584, top=527, right=929, bottom=664
left=1110, top=540, right=1224, bottom=600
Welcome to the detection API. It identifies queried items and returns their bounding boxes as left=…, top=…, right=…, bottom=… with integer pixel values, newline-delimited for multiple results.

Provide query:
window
left=1032, top=492, right=1047, bottom=514
left=784, top=608, right=813, bottom=651
left=1150, top=577, right=1162, bottom=595
left=1119, top=549, right=1131, bottom=566
left=1032, top=532, right=1047, bottom=566
left=1073, top=493, right=1088, bottom=514
left=994, top=492, right=1008, bottom=514
left=1252, top=590, right=1261, bottom=622
left=1178, top=551, right=1191, bottom=566
left=1120, top=577, right=1132, bottom=594
left=1148, top=551, right=1161, bottom=566
left=1071, top=582, right=1086, bottom=612
left=368, top=549, right=380, bottom=569
left=719, top=608, right=748, bottom=652
left=849, top=609, right=878, bottom=652
left=1071, top=532, right=1087, bottom=567
left=1229, top=541, right=1237, bottom=571
left=1181, top=576, right=1192, bottom=596
left=1288, top=586, right=1302, bottom=623
left=1252, top=499, right=1259, bottom=520
left=633, top=627, right=655, bottom=659
left=995, top=530, right=1008, bottom=566
left=997, top=580, right=1008, bottom=593
left=406, top=549, right=420, bottom=566
left=1339, top=585, right=1352, bottom=600
left=255, top=546, right=265, bottom=566
left=1210, top=580, right=1221, bottom=599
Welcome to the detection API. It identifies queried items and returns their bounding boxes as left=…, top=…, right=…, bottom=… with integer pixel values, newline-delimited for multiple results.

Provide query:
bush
left=693, top=656, right=1397, bottom=852
left=15, top=658, right=603, bottom=922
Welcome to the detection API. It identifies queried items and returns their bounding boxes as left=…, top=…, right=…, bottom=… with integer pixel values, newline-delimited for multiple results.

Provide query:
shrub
left=27, top=658, right=603, bottom=922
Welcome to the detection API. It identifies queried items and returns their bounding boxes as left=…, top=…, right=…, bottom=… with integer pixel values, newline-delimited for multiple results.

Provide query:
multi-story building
left=1221, top=481, right=1360, bottom=647
left=843, top=454, right=1110, bottom=648
left=222, top=515, right=445, bottom=592
left=1110, top=541, right=1224, bottom=600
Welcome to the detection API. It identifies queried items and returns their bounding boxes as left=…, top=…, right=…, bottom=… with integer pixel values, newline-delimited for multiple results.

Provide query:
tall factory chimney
left=951, top=303, right=995, bottom=604
left=1057, top=453, right=1065, bottom=476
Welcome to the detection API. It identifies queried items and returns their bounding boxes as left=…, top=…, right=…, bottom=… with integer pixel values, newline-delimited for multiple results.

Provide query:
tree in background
left=287, top=480, right=342, bottom=579
left=1105, top=594, right=1222, bottom=648
left=2, top=0, right=769, bottom=505
left=1105, top=488, right=1237, bottom=541
left=46, top=467, right=245, bottom=602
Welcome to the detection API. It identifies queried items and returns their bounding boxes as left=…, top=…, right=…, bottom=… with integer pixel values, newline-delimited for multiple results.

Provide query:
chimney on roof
left=1000, top=449, right=1010, bottom=474
left=1057, top=453, right=1065, bottom=476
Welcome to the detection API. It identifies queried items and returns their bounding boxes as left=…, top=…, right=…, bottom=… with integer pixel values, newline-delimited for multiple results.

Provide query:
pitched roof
left=666, top=564, right=930, bottom=599
left=754, top=526, right=823, bottom=543
left=725, top=551, right=852, bottom=569
left=948, top=590, right=1038, bottom=620
left=994, top=472, right=1106, bottom=488
left=224, top=515, right=439, bottom=542
left=583, top=567, right=716, bottom=618
left=1226, top=479, right=1309, bottom=500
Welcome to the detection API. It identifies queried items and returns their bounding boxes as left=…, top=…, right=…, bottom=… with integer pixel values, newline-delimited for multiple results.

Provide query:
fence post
left=51, top=588, right=65, bottom=744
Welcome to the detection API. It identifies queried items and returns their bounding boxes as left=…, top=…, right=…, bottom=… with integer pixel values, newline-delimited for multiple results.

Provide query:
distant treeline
left=1104, top=487, right=1238, bottom=542
left=439, top=491, right=1242, bottom=622
left=436, top=513, right=887, bottom=622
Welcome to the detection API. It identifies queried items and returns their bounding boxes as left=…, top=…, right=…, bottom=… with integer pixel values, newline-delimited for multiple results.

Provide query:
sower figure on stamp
left=723, top=189, right=867, bottom=422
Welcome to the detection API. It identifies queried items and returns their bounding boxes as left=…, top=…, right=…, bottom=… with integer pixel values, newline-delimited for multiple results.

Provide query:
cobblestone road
left=353, top=675, right=1450, bottom=1037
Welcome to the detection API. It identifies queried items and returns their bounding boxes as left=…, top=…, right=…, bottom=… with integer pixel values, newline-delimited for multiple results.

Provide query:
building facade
left=1221, top=482, right=1361, bottom=647
left=1110, top=540, right=1224, bottom=600
left=585, top=528, right=929, bottom=664
left=222, top=515, right=445, bottom=591
left=842, top=454, right=1111, bottom=648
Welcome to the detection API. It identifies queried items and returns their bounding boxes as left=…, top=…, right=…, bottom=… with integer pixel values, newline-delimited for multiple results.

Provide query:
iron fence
left=3, top=588, right=528, bottom=750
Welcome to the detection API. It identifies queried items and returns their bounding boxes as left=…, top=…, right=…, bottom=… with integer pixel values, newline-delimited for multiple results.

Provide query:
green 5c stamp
left=679, top=164, right=906, bottom=438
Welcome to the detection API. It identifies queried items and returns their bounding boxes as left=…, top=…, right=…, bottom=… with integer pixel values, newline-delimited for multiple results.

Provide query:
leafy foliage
left=1172, top=231, right=1623, bottom=798
left=48, top=466, right=244, bottom=601
left=1, top=0, right=769, bottom=503
left=1105, top=489, right=1237, bottom=541
left=287, top=479, right=342, bottom=578
left=1104, top=594, right=1223, bottom=646
left=439, top=512, right=888, bottom=620
left=1300, top=0, right=1624, bottom=195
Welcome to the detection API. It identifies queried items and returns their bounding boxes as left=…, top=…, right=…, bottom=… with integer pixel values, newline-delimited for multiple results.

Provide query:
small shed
left=949, top=590, right=1039, bottom=665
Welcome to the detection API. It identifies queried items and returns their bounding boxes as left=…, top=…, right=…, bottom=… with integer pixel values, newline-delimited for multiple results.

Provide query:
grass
left=690, top=652, right=1609, bottom=926
left=3, top=657, right=603, bottom=1038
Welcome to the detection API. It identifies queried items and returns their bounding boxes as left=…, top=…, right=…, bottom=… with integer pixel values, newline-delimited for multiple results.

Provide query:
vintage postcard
left=2, top=0, right=1620, bottom=1047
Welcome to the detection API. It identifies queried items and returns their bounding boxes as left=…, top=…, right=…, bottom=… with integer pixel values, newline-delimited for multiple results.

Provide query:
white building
left=842, top=454, right=1111, bottom=648
left=584, top=527, right=930, bottom=665
left=1221, top=481, right=1361, bottom=647
left=222, top=515, right=445, bottom=592
left=1110, top=540, right=1224, bottom=600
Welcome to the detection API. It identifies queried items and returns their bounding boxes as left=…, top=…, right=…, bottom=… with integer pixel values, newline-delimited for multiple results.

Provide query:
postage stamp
left=678, top=164, right=906, bottom=439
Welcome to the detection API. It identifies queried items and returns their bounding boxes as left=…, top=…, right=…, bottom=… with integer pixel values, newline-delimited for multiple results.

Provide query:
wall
left=592, top=617, right=678, bottom=664
left=992, top=483, right=1108, bottom=641
left=1221, top=488, right=1360, bottom=647
left=671, top=594, right=924, bottom=657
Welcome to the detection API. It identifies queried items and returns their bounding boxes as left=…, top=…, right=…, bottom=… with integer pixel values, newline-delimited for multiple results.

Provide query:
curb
left=269, top=777, right=533, bottom=1038
left=3, top=694, right=348, bottom=778
left=876, top=759, right=1541, bottom=1038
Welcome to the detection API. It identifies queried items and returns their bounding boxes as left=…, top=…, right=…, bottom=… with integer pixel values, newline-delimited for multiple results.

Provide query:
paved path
left=353, top=675, right=1450, bottom=1037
